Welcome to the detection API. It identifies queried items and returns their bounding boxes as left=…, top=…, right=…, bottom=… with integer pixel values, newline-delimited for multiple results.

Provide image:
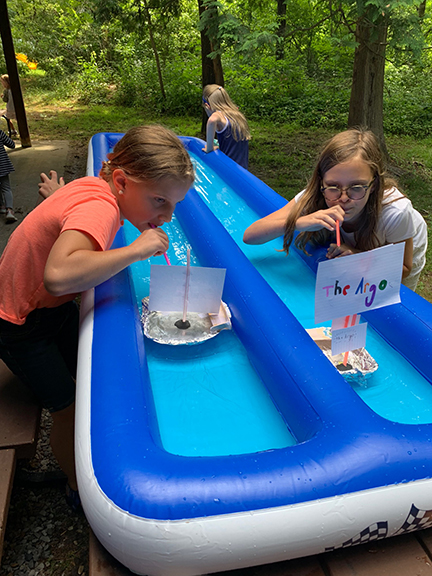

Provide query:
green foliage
left=223, top=54, right=350, bottom=131
left=6, top=0, right=97, bottom=76
left=153, top=58, right=202, bottom=114
left=74, top=52, right=114, bottom=104
left=3, top=0, right=432, bottom=138
left=112, top=52, right=201, bottom=113
left=384, top=64, right=432, bottom=137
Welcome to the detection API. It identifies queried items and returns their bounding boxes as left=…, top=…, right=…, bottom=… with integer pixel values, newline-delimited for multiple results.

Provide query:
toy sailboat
left=306, top=327, right=378, bottom=384
left=141, top=248, right=231, bottom=345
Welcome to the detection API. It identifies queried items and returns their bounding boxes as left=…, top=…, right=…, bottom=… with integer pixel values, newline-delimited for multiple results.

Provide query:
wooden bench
left=0, top=359, right=41, bottom=563
left=89, top=526, right=432, bottom=575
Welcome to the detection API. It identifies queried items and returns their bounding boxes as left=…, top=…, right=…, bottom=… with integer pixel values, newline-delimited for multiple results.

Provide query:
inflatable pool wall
left=75, top=133, right=432, bottom=576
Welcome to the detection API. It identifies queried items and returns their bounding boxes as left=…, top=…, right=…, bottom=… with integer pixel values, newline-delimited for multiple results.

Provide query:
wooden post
left=0, top=0, right=31, bottom=148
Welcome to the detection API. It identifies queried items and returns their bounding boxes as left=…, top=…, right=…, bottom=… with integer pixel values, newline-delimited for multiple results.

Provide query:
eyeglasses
left=321, top=180, right=374, bottom=201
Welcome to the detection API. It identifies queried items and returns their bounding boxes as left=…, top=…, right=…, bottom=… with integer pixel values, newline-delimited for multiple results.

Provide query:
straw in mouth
left=149, top=223, right=171, bottom=266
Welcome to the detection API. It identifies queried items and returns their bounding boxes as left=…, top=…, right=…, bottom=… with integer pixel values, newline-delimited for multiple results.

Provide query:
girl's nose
left=159, top=208, right=174, bottom=224
left=338, top=190, right=350, bottom=202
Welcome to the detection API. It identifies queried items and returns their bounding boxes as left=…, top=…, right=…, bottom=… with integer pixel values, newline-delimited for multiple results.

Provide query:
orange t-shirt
left=0, top=177, right=121, bottom=325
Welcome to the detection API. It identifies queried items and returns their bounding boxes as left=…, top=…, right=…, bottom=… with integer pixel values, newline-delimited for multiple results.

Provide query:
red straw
left=336, top=220, right=341, bottom=247
left=342, top=314, right=358, bottom=365
left=335, top=221, right=351, bottom=364
left=149, top=224, right=171, bottom=265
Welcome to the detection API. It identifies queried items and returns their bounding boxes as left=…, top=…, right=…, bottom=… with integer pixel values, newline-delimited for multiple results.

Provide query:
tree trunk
left=198, top=0, right=224, bottom=132
left=0, top=0, right=31, bottom=147
left=418, top=0, right=426, bottom=18
left=142, top=0, right=166, bottom=101
left=348, top=10, right=388, bottom=155
left=276, top=0, right=287, bottom=60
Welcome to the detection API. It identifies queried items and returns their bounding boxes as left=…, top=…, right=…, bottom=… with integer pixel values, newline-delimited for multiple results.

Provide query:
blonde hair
left=100, top=125, right=194, bottom=186
left=283, top=127, right=398, bottom=254
left=203, top=85, right=250, bottom=142
left=1, top=75, right=10, bottom=89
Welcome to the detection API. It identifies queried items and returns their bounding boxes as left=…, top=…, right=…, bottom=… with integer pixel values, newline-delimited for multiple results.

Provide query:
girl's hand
left=326, top=243, right=353, bottom=259
left=39, top=170, right=65, bottom=199
left=132, top=227, right=169, bottom=259
left=296, top=206, right=345, bottom=232
left=202, top=145, right=219, bottom=153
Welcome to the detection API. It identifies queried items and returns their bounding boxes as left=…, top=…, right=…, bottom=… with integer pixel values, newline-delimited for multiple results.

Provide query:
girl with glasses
left=243, top=128, right=427, bottom=291
left=202, top=84, right=250, bottom=170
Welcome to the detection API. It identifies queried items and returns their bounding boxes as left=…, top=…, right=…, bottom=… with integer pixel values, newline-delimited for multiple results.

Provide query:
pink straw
left=162, top=252, right=171, bottom=266
left=336, top=220, right=341, bottom=247
left=181, top=248, right=191, bottom=324
left=149, top=224, right=171, bottom=265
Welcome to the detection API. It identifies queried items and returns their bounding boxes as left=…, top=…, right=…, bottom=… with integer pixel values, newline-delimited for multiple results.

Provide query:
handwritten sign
left=331, top=322, right=368, bottom=355
left=149, top=264, right=226, bottom=314
left=315, top=243, right=404, bottom=324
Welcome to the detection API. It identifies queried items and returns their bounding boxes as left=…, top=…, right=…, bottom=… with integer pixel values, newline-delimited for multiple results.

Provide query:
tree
left=197, top=0, right=224, bottom=131
left=346, top=0, right=425, bottom=153
left=90, top=0, right=184, bottom=102
left=347, top=5, right=388, bottom=151
left=0, top=0, right=31, bottom=147
left=276, top=0, right=287, bottom=60
left=142, top=0, right=166, bottom=100
left=418, top=0, right=426, bottom=17
left=198, top=0, right=224, bottom=87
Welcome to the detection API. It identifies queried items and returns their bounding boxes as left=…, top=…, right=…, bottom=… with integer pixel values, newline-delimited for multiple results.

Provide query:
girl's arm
left=243, top=201, right=294, bottom=244
left=400, top=237, right=413, bottom=279
left=44, top=227, right=169, bottom=296
left=243, top=201, right=345, bottom=245
left=204, top=111, right=224, bottom=153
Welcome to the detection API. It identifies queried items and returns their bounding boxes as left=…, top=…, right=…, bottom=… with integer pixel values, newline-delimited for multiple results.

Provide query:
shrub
left=384, top=64, right=432, bottom=137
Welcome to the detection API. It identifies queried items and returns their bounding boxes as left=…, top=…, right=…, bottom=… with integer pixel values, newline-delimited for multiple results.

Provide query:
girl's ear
left=112, top=169, right=127, bottom=192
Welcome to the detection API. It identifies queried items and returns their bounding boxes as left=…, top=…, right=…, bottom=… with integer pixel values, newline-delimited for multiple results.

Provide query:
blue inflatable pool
left=76, top=132, right=432, bottom=576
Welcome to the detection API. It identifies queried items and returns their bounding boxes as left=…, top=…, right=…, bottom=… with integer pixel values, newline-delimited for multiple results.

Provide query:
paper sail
left=331, top=321, right=368, bottom=356
left=148, top=264, right=226, bottom=314
left=315, top=243, right=404, bottom=324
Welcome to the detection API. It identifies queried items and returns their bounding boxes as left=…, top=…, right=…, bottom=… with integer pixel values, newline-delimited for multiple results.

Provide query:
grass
left=17, top=87, right=432, bottom=303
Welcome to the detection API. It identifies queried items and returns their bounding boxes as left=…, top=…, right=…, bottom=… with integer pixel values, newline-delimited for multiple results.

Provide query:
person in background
left=0, top=128, right=18, bottom=223
left=202, top=84, right=250, bottom=170
left=243, top=127, right=427, bottom=291
left=1, top=75, right=17, bottom=138
left=0, top=125, right=194, bottom=511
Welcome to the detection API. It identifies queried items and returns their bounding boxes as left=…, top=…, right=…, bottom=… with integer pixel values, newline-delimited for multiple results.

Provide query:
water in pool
left=124, top=219, right=296, bottom=457
left=123, top=152, right=432, bottom=458
left=190, top=153, right=432, bottom=427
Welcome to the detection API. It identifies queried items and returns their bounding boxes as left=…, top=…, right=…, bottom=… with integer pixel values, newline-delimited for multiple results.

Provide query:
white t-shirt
left=295, top=187, right=427, bottom=290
